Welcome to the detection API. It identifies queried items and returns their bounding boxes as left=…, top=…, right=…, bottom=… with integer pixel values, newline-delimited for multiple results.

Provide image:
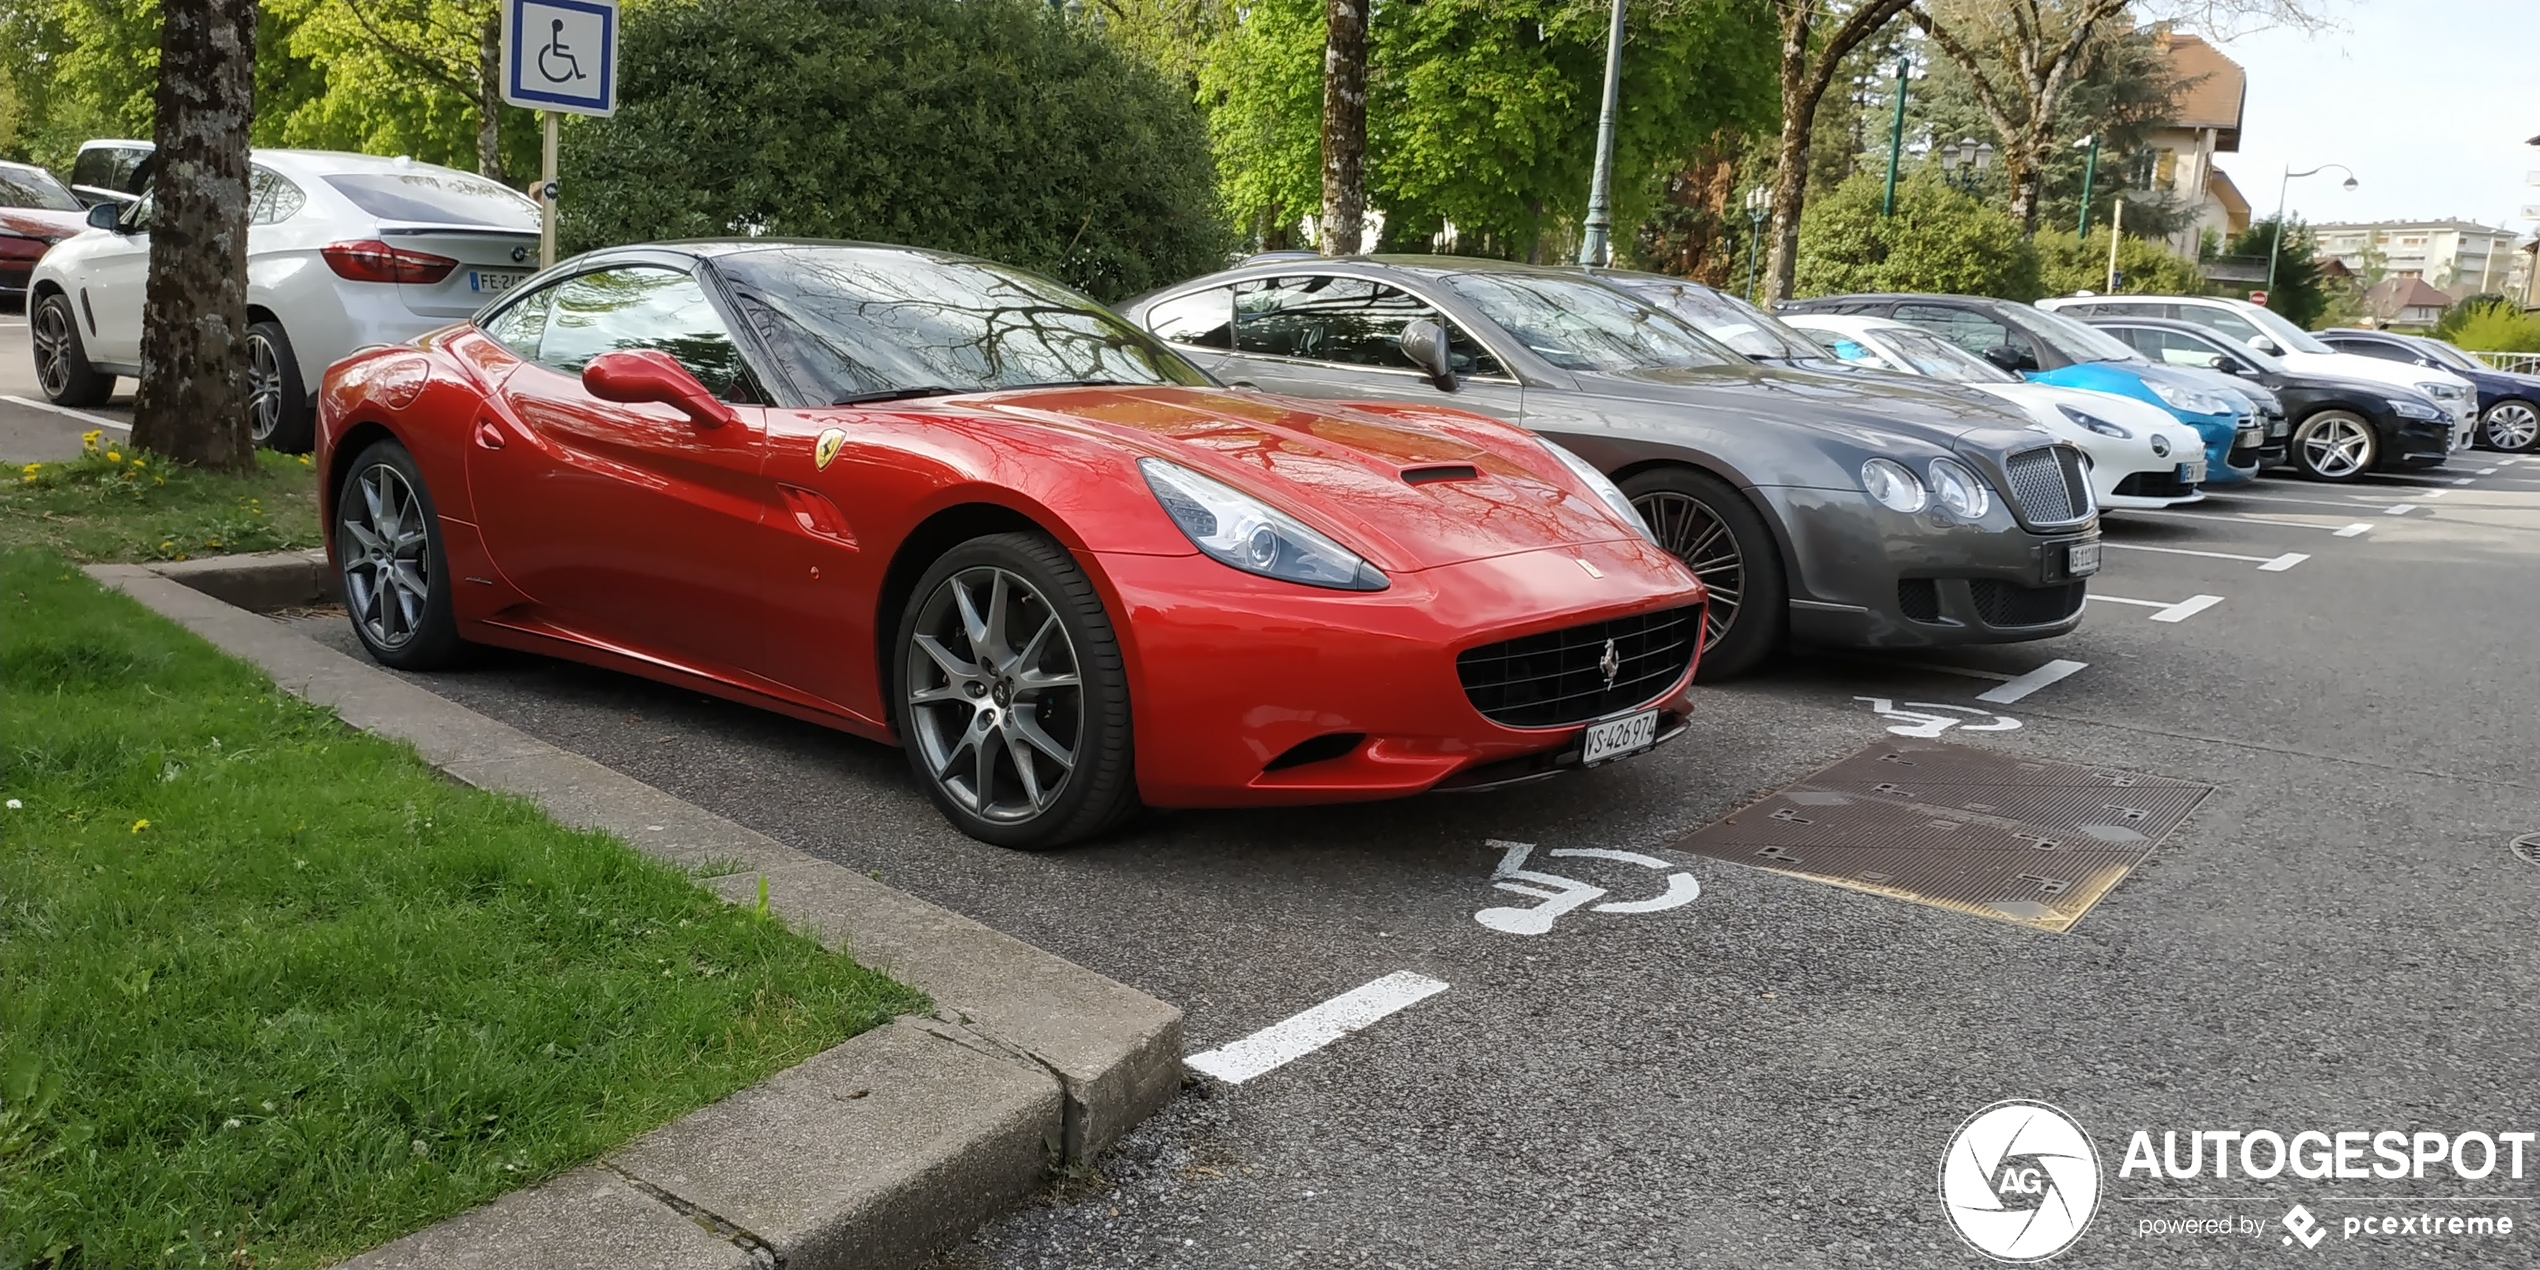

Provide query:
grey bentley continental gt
left=1122, top=258, right=2100, bottom=679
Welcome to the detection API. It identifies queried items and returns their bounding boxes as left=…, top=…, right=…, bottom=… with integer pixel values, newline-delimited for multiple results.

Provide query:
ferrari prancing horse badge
left=814, top=428, right=847, bottom=470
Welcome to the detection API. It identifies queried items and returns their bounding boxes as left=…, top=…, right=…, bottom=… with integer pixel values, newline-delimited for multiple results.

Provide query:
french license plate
left=468, top=270, right=525, bottom=294
left=2179, top=458, right=2207, bottom=484
left=2066, top=539, right=2102, bottom=577
left=1581, top=708, right=1660, bottom=766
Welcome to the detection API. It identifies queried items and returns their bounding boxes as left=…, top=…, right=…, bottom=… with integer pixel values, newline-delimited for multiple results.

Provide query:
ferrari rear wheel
left=1623, top=467, right=1786, bottom=682
left=896, top=532, right=1138, bottom=850
left=336, top=439, right=466, bottom=670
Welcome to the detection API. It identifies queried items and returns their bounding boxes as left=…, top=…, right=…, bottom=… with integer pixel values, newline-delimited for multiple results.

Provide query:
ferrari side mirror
left=582, top=349, right=739, bottom=428
left=1399, top=319, right=1457, bottom=392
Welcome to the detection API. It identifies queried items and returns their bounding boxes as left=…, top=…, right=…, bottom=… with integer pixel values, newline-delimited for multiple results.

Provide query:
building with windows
left=2313, top=220, right=2526, bottom=300
left=2142, top=29, right=2252, bottom=256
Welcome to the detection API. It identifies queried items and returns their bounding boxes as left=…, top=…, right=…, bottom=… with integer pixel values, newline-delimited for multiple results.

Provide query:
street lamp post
left=2075, top=133, right=2099, bottom=240
left=1576, top=0, right=1628, bottom=267
left=1880, top=57, right=1910, bottom=218
left=1743, top=185, right=1769, bottom=303
left=1937, top=137, right=1993, bottom=194
left=2265, top=162, right=2359, bottom=301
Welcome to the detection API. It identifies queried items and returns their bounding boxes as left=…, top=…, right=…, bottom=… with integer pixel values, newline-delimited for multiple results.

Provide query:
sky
left=2201, top=0, right=2540, bottom=233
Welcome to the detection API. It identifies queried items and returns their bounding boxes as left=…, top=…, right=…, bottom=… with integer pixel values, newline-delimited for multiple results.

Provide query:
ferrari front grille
left=1456, top=606, right=1701, bottom=729
left=2002, top=446, right=2092, bottom=527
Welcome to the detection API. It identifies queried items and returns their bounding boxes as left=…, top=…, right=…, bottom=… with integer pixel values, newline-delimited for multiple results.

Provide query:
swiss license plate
left=1581, top=708, right=1660, bottom=766
left=468, top=270, right=525, bottom=294
left=2066, top=539, right=2102, bottom=577
left=2179, top=458, right=2207, bottom=484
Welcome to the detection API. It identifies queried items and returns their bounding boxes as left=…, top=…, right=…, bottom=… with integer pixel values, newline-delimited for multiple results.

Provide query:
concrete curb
left=86, top=557, right=1184, bottom=1269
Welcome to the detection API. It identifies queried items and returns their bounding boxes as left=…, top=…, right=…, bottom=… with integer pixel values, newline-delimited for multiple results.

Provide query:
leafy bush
left=2433, top=294, right=2540, bottom=352
left=2030, top=228, right=2204, bottom=299
left=559, top=0, right=1226, bottom=300
left=1793, top=173, right=2041, bottom=301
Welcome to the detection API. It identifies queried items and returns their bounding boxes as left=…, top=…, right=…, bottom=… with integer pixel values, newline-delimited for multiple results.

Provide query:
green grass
left=3, top=434, right=322, bottom=564
left=0, top=550, right=925, bottom=1269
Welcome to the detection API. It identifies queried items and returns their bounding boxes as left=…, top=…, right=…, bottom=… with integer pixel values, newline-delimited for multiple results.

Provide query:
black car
left=2088, top=317, right=2456, bottom=482
left=2317, top=327, right=2540, bottom=454
left=1583, top=269, right=1852, bottom=371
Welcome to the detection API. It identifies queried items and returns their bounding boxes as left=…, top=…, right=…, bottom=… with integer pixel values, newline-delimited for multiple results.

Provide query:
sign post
left=500, top=0, right=619, bottom=268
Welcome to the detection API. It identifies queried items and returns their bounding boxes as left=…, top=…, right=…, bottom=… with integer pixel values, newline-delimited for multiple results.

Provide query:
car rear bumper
left=1092, top=537, right=1705, bottom=808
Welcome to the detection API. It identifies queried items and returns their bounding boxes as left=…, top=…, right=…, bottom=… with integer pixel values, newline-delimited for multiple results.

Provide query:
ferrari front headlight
left=1139, top=458, right=1387, bottom=591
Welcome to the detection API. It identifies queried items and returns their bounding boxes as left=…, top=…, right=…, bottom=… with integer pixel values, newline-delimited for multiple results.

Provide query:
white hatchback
left=1789, top=313, right=2211, bottom=510
left=27, top=149, right=539, bottom=450
left=2036, top=294, right=2477, bottom=448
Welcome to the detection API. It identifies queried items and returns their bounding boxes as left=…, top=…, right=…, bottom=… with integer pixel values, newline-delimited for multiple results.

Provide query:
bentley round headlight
left=1928, top=457, right=1991, bottom=520
left=1861, top=457, right=1927, bottom=513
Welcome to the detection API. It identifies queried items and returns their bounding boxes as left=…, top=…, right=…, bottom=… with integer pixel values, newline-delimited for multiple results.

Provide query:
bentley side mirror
left=583, top=349, right=739, bottom=428
left=86, top=202, right=123, bottom=232
left=1399, top=319, right=1458, bottom=392
left=1982, top=344, right=2036, bottom=373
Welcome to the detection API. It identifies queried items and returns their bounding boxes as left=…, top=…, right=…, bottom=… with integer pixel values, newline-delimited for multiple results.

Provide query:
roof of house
left=2312, top=219, right=2518, bottom=238
left=2152, top=28, right=2246, bottom=149
left=2208, top=168, right=2250, bottom=220
left=2365, top=277, right=2454, bottom=317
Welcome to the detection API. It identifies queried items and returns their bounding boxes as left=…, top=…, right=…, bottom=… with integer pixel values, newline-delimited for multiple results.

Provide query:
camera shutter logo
left=1938, top=1100, right=2102, bottom=1261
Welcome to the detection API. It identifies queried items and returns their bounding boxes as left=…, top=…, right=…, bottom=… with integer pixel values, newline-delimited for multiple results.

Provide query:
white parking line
left=2453, top=477, right=2476, bottom=486
left=1977, top=659, right=2089, bottom=705
left=1, top=394, right=131, bottom=432
left=2213, top=491, right=2407, bottom=513
left=2101, top=542, right=2309, bottom=571
left=2420, top=489, right=2449, bottom=498
left=2089, top=593, right=2224, bottom=622
left=2335, top=523, right=2374, bottom=537
left=2383, top=503, right=2417, bottom=515
left=2124, top=507, right=2371, bottom=535
left=1184, top=971, right=1448, bottom=1084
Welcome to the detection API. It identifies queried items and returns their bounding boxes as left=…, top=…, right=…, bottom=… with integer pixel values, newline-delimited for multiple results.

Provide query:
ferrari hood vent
left=1400, top=463, right=1480, bottom=485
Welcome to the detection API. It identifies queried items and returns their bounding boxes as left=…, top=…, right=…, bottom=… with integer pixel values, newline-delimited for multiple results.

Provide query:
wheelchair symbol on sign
left=1474, top=839, right=1701, bottom=937
left=538, top=18, right=589, bottom=82
left=1853, top=696, right=2021, bottom=738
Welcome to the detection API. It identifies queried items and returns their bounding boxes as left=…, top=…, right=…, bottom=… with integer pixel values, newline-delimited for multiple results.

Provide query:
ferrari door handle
left=473, top=419, right=506, bottom=450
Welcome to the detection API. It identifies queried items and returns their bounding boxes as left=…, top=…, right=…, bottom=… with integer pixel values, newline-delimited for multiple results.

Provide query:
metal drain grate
left=1669, top=740, right=2213, bottom=932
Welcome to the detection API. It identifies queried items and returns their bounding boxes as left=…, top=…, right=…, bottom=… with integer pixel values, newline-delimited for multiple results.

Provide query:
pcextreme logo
left=1939, top=1100, right=2104, bottom=1262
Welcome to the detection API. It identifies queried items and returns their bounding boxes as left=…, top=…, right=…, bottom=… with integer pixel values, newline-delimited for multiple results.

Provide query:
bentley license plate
left=1582, top=708, right=1660, bottom=766
left=2066, top=540, right=2102, bottom=576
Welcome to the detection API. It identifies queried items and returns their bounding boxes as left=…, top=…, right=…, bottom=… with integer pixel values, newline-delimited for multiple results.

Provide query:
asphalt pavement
left=274, top=451, right=2540, bottom=1267
left=0, top=314, right=136, bottom=462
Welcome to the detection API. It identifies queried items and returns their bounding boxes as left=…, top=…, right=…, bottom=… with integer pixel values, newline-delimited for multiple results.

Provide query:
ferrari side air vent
left=1400, top=464, right=1480, bottom=485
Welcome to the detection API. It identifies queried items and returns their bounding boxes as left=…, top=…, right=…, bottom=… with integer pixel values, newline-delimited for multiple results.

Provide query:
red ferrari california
left=316, top=241, right=1706, bottom=847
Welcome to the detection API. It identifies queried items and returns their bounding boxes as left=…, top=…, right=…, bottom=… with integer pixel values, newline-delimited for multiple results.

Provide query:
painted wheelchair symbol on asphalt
left=1853, top=696, right=2022, bottom=738
left=1474, top=839, right=1701, bottom=936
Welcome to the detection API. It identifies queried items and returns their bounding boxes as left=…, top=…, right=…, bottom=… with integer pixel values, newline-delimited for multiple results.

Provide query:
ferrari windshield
left=1879, top=326, right=2020, bottom=383
left=713, top=247, right=1213, bottom=402
left=2023, top=304, right=2149, bottom=365
left=1445, top=273, right=1738, bottom=372
left=1621, top=278, right=1825, bottom=362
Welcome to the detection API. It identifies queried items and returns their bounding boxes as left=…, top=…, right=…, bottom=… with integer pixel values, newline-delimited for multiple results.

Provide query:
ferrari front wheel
left=895, top=532, right=1139, bottom=850
left=335, top=439, right=466, bottom=670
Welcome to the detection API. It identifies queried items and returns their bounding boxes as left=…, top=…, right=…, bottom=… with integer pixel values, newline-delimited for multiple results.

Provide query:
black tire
left=30, top=291, right=112, bottom=407
left=2481, top=399, right=2539, bottom=454
left=247, top=319, right=313, bottom=453
left=334, top=439, right=467, bottom=670
left=893, top=532, right=1140, bottom=850
left=2289, top=409, right=2377, bottom=482
left=1622, top=467, right=1787, bottom=682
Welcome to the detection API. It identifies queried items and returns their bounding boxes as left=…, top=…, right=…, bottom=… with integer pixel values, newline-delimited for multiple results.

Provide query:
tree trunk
left=1318, top=0, right=1367, bottom=257
left=477, top=13, right=504, bottom=181
left=1761, top=5, right=1813, bottom=303
left=130, top=0, right=259, bottom=474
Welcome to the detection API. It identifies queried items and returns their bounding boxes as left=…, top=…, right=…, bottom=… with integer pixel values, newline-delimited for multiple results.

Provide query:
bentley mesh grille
left=1969, top=579, right=2087, bottom=627
left=2002, top=447, right=2091, bottom=526
left=1456, top=606, right=1701, bottom=728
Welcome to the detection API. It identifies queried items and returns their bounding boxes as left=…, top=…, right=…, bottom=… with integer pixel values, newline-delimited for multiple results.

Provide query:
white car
left=28, top=149, right=539, bottom=450
left=1788, top=313, right=2209, bottom=510
left=2036, top=294, right=2476, bottom=447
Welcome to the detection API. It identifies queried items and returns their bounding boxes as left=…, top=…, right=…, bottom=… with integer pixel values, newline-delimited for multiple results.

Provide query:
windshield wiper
left=1010, top=378, right=1140, bottom=389
left=832, top=385, right=967, bottom=405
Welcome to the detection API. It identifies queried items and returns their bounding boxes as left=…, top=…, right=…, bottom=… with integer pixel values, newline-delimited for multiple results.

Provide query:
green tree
left=561, top=0, right=1227, bottom=302
left=2227, top=215, right=2329, bottom=329
left=2031, top=227, right=2202, bottom=297
left=1793, top=170, right=2038, bottom=298
left=263, top=0, right=541, bottom=181
left=2434, top=295, right=2540, bottom=353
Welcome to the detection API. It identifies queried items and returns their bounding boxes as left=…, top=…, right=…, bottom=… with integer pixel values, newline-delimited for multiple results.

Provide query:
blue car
left=1779, top=293, right=2268, bottom=484
left=2318, top=327, right=2540, bottom=454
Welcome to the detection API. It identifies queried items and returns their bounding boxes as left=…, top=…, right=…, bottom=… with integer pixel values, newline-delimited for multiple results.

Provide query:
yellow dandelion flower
left=106, top=450, right=122, bottom=462
left=131, top=819, right=150, bottom=833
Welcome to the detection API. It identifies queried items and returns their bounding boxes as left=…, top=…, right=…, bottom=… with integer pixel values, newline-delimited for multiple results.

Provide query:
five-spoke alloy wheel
left=2292, top=410, right=2377, bottom=482
left=896, top=533, right=1138, bottom=849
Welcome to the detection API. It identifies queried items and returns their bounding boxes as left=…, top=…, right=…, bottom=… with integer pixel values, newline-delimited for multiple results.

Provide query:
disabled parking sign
left=501, top=0, right=617, bottom=116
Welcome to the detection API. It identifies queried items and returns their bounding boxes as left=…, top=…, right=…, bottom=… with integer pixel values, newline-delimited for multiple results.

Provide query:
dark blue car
left=2319, top=328, right=2540, bottom=454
